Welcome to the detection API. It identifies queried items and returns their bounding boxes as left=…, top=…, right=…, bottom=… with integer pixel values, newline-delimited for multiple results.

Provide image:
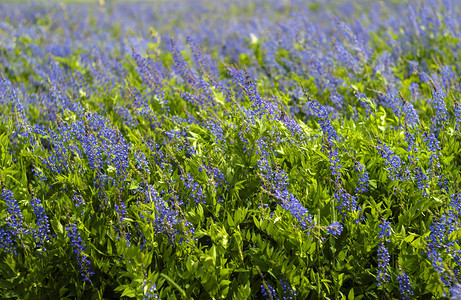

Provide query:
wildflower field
left=1, top=0, right=461, bottom=299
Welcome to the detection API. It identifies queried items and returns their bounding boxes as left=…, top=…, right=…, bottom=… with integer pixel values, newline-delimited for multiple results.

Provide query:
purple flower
left=425, top=193, right=461, bottom=287
left=261, top=282, right=278, bottom=300
left=30, top=197, right=50, bottom=249
left=143, top=281, right=159, bottom=299
left=280, top=279, right=296, bottom=299
left=455, top=101, right=461, bottom=132
left=0, top=189, right=25, bottom=254
left=72, top=192, right=85, bottom=208
left=306, top=99, right=338, bottom=143
left=276, top=189, right=313, bottom=231
left=451, top=284, right=461, bottom=300
left=333, top=186, right=358, bottom=217
left=402, top=101, right=419, bottom=126
left=258, top=143, right=312, bottom=231
left=135, top=150, right=150, bottom=174
left=354, top=161, right=369, bottom=194
left=329, top=147, right=342, bottom=182
left=397, top=271, right=413, bottom=300
left=326, top=221, right=343, bottom=236
left=430, top=87, right=449, bottom=128
left=377, top=141, right=404, bottom=181
left=377, top=242, right=390, bottom=287
left=422, top=131, right=441, bottom=172
left=181, top=173, right=206, bottom=205
left=379, top=219, right=391, bottom=240
left=67, top=224, right=94, bottom=283
left=145, top=185, right=194, bottom=242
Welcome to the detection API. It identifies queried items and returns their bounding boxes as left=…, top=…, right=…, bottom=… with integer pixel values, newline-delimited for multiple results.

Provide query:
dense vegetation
left=1, top=0, right=461, bottom=299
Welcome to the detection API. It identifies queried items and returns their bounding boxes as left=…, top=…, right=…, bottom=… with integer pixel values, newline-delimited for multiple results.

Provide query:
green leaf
left=160, top=273, right=186, bottom=297
left=121, top=287, right=136, bottom=298
left=348, top=288, right=354, bottom=300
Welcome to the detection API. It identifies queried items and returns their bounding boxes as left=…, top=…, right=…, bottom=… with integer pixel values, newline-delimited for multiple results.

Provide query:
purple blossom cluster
left=426, top=193, right=461, bottom=288
left=0, top=189, right=25, bottom=254
left=67, top=224, right=94, bottom=283
left=30, top=197, right=50, bottom=249
left=257, top=140, right=313, bottom=231
left=397, top=271, right=413, bottom=300
left=145, top=185, right=194, bottom=242
left=377, top=242, right=390, bottom=287
left=306, top=99, right=338, bottom=143
left=354, top=161, right=369, bottom=194
left=376, top=141, right=404, bottom=181
left=333, top=186, right=359, bottom=218
left=261, top=282, right=277, bottom=300
left=326, top=221, right=343, bottom=236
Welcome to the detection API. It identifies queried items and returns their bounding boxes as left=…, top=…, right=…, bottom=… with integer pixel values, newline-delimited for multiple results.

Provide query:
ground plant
left=1, top=0, right=461, bottom=299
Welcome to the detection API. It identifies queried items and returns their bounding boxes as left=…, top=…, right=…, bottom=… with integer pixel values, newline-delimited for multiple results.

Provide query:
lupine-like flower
left=261, top=282, right=278, bottom=300
left=3, top=189, right=25, bottom=236
left=402, top=101, right=419, bottom=127
left=419, top=71, right=431, bottom=84
left=451, top=283, right=461, bottom=300
left=0, top=77, right=26, bottom=119
left=454, top=101, right=461, bottom=132
left=143, top=281, right=159, bottom=299
left=377, top=141, right=404, bottom=181
left=430, top=87, right=449, bottom=128
left=0, top=189, right=25, bottom=254
left=72, top=192, right=85, bottom=208
left=425, top=193, right=461, bottom=287
left=132, top=88, right=158, bottom=120
left=275, top=188, right=313, bottom=231
left=354, top=161, right=369, bottom=194
left=258, top=146, right=289, bottom=192
left=30, top=197, right=50, bottom=249
left=115, top=201, right=130, bottom=246
left=258, top=143, right=312, bottom=231
left=379, top=219, right=392, bottom=240
left=333, top=42, right=359, bottom=72
left=0, top=227, right=15, bottom=254
left=280, top=111, right=305, bottom=138
left=135, top=150, right=150, bottom=175
left=377, top=242, right=390, bottom=287
left=33, top=166, right=47, bottom=182
left=200, top=163, right=227, bottom=194
left=239, top=67, right=264, bottom=117
left=306, top=99, right=338, bottom=143
left=326, top=221, right=343, bottom=236
left=115, top=106, right=138, bottom=127
left=186, top=35, right=212, bottom=76
left=403, top=128, right=418, bottom=154
left=414, top=167, right=429, bottom=195
left=132, top=50, right=165, bottom=91
left=422, top=131, right=441, bottom=172
left=409, top=82, right=420, bottom=100
left=335, top=18, right=370, bottom=60
left=67, top=224, right=94, bottom=283
left=205, top=120, right=226, bottom=146
left=355, top=92, right=373, bottom=116
left=181, top=173, right=206, bottom=205
left=397, top=271, right=413, bottom=300
left=145, top=185, right=194, bottom=242
left=379, top=88, right=401, bottom=117
left=333, top=186, right=358, bottom=217
left=280, top=279, right=297, bottom=300
left=329, top=147, right=342, bottom=183
left=440, top=65, right=456, bottom=92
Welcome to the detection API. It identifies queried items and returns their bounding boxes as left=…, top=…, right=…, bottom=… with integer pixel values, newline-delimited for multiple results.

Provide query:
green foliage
left=1, top=0, right=461, bottom=299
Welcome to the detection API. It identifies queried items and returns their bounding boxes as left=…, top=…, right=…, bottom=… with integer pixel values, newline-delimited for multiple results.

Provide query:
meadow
left=0, top=0, right=461, bottom=299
